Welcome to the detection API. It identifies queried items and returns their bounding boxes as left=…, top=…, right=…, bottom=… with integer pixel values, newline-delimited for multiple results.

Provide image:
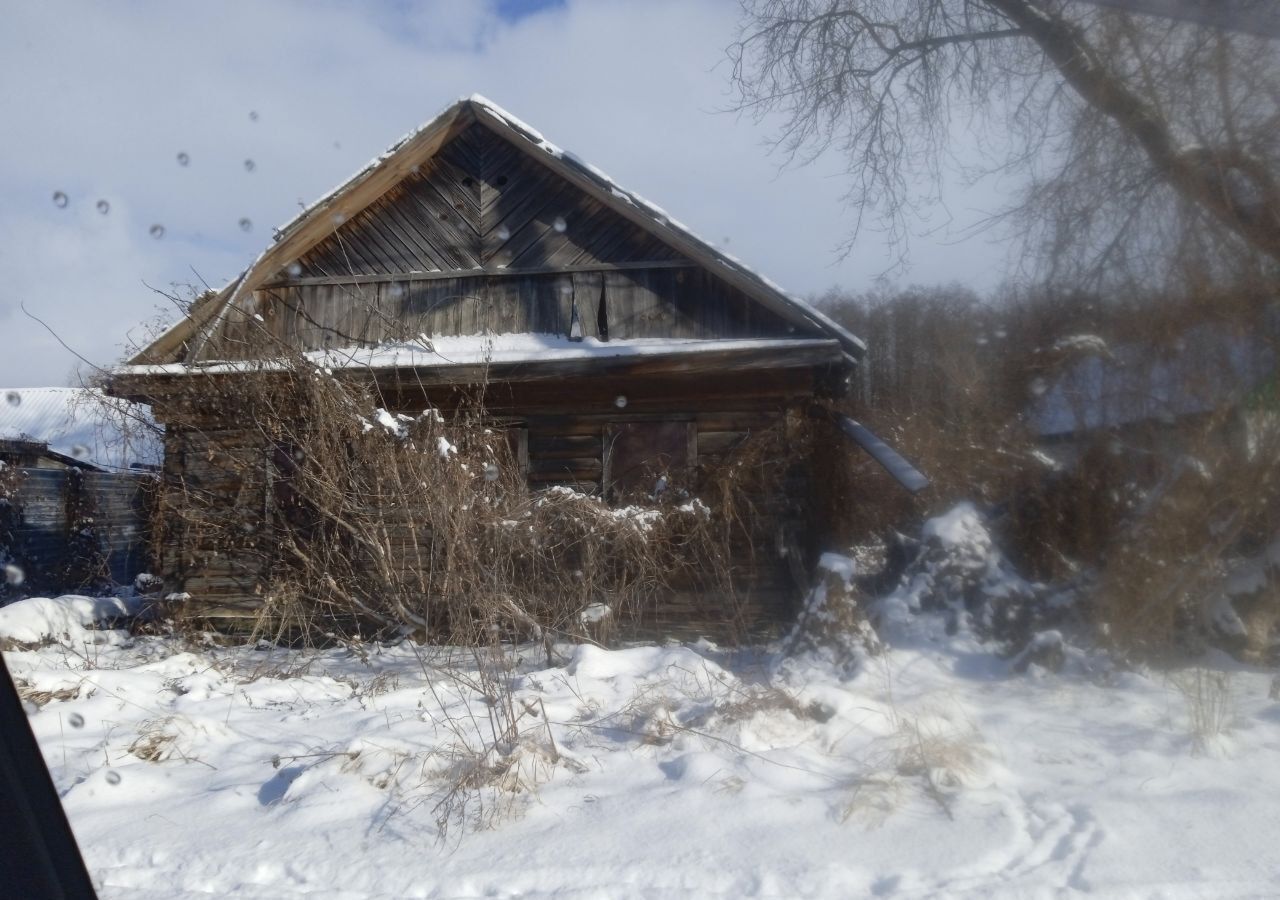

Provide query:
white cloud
left=0, top=0, right=1007, bottom=386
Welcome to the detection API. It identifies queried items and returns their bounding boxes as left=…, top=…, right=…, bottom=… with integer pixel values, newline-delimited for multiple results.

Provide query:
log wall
left=145, top=373, right=818, bottom=642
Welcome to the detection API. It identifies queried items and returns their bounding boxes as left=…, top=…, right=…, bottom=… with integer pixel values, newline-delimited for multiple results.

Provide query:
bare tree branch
left=728, top=0, right=1280, bottom=283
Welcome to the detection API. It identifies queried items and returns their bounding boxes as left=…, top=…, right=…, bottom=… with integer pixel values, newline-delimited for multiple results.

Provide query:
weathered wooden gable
left=298, top=122, right=682, bottom=276
left=200, top=115, right=807, bottom=361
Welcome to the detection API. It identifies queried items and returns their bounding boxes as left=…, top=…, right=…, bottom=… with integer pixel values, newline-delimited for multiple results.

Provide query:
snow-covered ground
left=4, top=590, right=1280, bottom=899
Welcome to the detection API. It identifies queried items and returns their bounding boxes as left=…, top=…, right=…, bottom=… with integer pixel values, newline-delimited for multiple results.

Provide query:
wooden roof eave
left=125, top=276, right=243, bottom=365
left=108, top=340, right=843, bottom=402
left=375, top=338, right=844, bottom=386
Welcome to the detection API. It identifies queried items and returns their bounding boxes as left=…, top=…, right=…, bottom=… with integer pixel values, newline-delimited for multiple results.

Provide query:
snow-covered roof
left=0, top=387, right=160, bottom=471
left=1031, top=326, right=1275, bottom=437
left=117, top=334, right=840, bottom=377
left=131, top=95, right=865, bottom=368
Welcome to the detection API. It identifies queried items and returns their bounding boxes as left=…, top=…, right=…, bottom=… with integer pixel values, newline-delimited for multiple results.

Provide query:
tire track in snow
left=919, top=794, right=1102, bottom=895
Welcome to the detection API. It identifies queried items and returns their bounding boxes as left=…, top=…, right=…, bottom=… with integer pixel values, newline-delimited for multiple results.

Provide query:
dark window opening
left=505, top=426, right=529, bottom=481
left=596, top=274, right=609, bottom=342
left=605, top=421, right=694, bottom=499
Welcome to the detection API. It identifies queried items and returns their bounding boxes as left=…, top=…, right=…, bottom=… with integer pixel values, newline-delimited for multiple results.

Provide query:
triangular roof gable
left=295, top=119, right=685, bottom=276
left=133, top=96, right=865, bottom=365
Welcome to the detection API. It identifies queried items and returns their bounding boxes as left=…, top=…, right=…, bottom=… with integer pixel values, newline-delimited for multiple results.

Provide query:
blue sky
left=496, top=0, right=567, bottom=21
left=0, top=0, right=1007, bottom=386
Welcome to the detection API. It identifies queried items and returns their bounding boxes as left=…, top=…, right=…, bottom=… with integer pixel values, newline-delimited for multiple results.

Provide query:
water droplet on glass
left=52, top=191, right=69, bottom=209
left=149, top=224, right=165, bottom=239
left=287, top=262, right=303, bottom=277
left=614, top=395, right=628, bottom=409
left=177, top=152, right=190, bottom=167
left=331, top=212, right=346, bottom=226
left=96, top=200, right=110, bottom=215
left=244, top=159, right=256, bottom=173
left=483, top=462, right=499, bottom=482
left=4, top=563, right=24, bottom=587
left=239, top=217, right=252, bottom=232
left=552, top=216, right=567, bottom=233
left=71, top=444, right=89, bottom=459
left=105, top=770, right=121, bottom=786
left=293, top=448, right=306, bottom=463
left=249, top=110, right=259, bottom=122
left=5, top=390, right=20, bottom=407
left=1029, top=377, right=1048, bottom=397
left=387, top=282, right=406, bottom=300
left=495, top=225, right=510, bottom=241
left=68, top=713, right=85, bottom=728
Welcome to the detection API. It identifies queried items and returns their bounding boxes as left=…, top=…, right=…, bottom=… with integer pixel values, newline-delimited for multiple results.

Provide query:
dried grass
left=839, top=715, right=986, bottom=824
left=1171, top=666, right=1236, bottom=754
left=16, top=681, right=82, bottom=708
left=148, top=353, right=765, bottom=651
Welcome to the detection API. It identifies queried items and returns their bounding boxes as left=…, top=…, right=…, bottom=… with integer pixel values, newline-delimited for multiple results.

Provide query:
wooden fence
left=1, top=467, right=154, bottom=597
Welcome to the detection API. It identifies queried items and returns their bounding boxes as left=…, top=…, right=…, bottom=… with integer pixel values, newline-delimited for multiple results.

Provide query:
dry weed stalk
left=839, top=714, right=986, bottom=825
left=150, top=346, right=762, bottom=648
left=1094, top=402, right=1280, bottom=658
left=122, top=284, right=798, bottom=839
left=1171, top=667, right=1236, bottom=755
left=1, top=460, right=26, bottom=601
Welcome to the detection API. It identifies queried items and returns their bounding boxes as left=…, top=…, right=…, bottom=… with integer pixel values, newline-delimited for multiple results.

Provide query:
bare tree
left=728, top=0, right=1280, bottom=286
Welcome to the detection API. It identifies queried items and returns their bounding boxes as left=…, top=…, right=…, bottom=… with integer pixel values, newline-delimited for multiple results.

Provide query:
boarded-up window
left=526, top=424, right=604, bottom=493
left=604, top=421, right=694, bottom=497
left=505, top=426, right=529, bottom=481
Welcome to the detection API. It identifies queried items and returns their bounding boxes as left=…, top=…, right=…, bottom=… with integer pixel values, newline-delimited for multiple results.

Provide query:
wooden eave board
left=110, top=339, right=842, bottom=400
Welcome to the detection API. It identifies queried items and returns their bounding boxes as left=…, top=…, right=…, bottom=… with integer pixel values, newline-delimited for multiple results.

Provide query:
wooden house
left=1030, top=326, right=1275, bottom=472
left=1, top=388, right=157, bottom=595
left=109, top=96, right=902, bottom=638
left=0, top=387, right=159, bottom=472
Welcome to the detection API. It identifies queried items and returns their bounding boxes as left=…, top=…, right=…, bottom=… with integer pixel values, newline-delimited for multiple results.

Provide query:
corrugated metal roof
left=0, top=387, right=160, bottom=471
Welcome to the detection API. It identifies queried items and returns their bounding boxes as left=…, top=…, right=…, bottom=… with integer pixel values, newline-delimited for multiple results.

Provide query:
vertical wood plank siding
left=197, top=120, right=803, bottom=362
left=208, top=267, right=799, bottom=361
left=2, top=468, right=153, bottom=594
